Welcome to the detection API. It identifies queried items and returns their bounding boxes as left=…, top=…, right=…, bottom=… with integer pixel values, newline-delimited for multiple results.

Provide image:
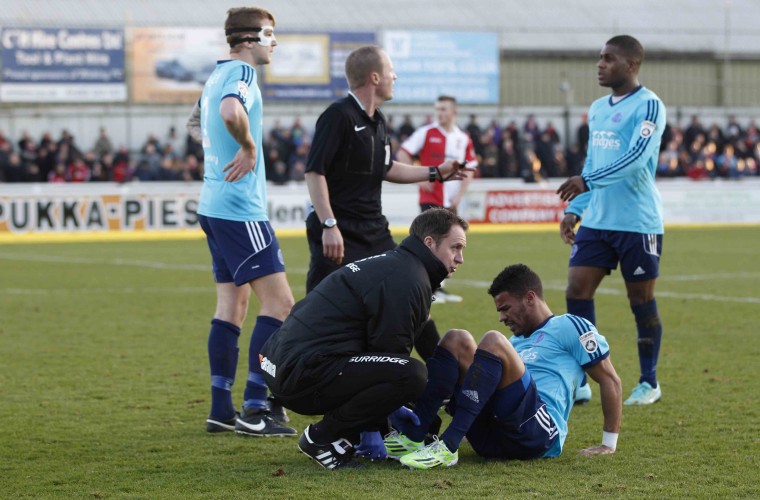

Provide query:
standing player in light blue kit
left=197, top=6, right=296, bottom=437
left=557, top=35, right=666, bottom=406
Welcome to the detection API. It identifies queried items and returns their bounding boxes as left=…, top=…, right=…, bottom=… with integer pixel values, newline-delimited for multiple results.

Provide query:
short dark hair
left=487, top=263, right=544, bottom=299
left=409, top=208, right=469, bottom=245
left=437, top=95, right=457, bottom=105
left=606, top=35, right=644, bottom=66
left=345, top=46, right=384, bottom=90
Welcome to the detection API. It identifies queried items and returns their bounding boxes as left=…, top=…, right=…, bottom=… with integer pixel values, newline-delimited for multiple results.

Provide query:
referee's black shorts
left=305, top=212, right=396, bottom=293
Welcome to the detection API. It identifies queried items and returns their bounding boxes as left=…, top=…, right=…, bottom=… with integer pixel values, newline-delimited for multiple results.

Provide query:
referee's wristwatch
left=322, top=217, right=337, bottom=229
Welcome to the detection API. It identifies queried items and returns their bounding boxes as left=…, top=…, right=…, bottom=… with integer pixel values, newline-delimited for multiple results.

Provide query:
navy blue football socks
left=440, top=349, right=503, bottom=453
left=566, top=298, right=596, bottom=326
left=243, top=315, right=283, bottom=411
left=567, top=298, right=596, bottom=388
left=398, top=346, right=459, bottom=443
left=208, top=319, right=240, bottom=419
left=632, top=299, right=662, bottom=388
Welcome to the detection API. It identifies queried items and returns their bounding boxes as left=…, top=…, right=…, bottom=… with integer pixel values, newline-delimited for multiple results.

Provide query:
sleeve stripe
left=582, top=350, right=609, bottom=368
left=567, top=314, right=592, bottom=336
left=584, top=99, right=659, bottom=182
left=241, top=66, right=254, bottom=86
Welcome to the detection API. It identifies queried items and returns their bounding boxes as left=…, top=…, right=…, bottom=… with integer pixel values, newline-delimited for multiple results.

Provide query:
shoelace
left=383, top=430, right=400, bottom=440
left=418, top=436, right=446, bottom=458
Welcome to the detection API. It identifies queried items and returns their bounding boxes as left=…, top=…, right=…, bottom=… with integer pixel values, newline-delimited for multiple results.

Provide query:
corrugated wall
left=501, top=56, right=760, bottom=108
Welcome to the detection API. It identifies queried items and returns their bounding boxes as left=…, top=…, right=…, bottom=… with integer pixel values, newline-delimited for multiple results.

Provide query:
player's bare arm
left=559, top=213, right=580, bottom=245
left=305, top=171, right=344, bottom=265
left=579, top=357, right=622, bottom=456
left=220, top=97, right=256, bottom=182
left=556, top=176, right=588, bottom=202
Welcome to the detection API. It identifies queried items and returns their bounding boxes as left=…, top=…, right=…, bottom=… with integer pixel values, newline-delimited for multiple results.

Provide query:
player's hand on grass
left=322, top=226, right=344, bottom=265
left=556, top=176, right=587, bottom=202
left=356, top=431, right=387, bottom=460
left=559, top=213, right=579, bottom=245
left=578, top=444, right=615, bottom=456
left=224, top=147, right=256, bottom=182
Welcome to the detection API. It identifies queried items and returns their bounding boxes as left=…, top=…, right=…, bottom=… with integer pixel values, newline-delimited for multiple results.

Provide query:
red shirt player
left=397, top=95, right=478, bottom=214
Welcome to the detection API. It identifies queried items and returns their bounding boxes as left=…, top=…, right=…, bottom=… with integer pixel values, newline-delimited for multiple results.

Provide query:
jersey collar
left=519, top=314, right=555, bottom=338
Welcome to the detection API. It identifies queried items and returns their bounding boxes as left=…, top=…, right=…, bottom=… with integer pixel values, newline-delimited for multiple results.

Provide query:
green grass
left=1, top=226, right=759, bottom=498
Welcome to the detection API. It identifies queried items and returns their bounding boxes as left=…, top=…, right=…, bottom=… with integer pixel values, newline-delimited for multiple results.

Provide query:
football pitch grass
left=1, top=226, right=758, bottom=498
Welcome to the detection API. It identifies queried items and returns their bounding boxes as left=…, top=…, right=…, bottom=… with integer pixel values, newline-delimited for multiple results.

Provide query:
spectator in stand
left=657, top=140, right=683, bottom=177
left=0, top=130, right=11, bottom=153
left=497, top=134, right=520, bottom=178
left=398, top=115, right=415, bottom=142
left=24, top=162, right=44, bottom=182
left=140, top=143, right=163, bottom=178
left=48, top=162, right=68, bottom=183
left=58, top=130, right=82, bottom=160
left=90, top=161, right=108, bottom=182
left=683, top=115, right=704, bottom=151
left=535, top=131, right=559, bottom=178
left=716, top=144, right=742, bottom=178
left=36, top=143, right=56, bottom=180
left=706, top=124, right=725, bottom=153
left=287, top=142, right=309, bottom=181
left=68, top=156, right=91, bottom=183
left=544, top=121, right=561, bottom=144
left=577, top=113, right=590, bottom=154
left=523, top=115, right=541, bottom=143
left=141, top=133, right=162, bottom=155
left=164, top=126, right=182, bottom=154
left=725, top=116, right=743, bottom=144
left=19, top=140, right=38, bottom=170
left=185, top=154, right=202, bottom=180
left=2, top=152, right=26, bottom=182
left=132, top=160, right=153, bottom=181
left=464, top=115, right=482, bottom=158
left=93, top=127, right=114, bottom=159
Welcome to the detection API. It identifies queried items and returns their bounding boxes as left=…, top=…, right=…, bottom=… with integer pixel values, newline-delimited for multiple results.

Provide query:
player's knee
left=478, top=330, right=512, bottom=355
left=439, top=329, right=477, bottom=357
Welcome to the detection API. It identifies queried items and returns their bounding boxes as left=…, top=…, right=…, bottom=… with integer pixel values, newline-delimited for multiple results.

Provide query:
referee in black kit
left=304, top=45, right=470, bottom=294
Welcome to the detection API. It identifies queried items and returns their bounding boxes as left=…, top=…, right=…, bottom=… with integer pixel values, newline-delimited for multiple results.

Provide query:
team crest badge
left=237, top=80, right=249, bottom=98
left=579, top=331, right=598, bottom=353
left=640, top=120, right=656, bottom=138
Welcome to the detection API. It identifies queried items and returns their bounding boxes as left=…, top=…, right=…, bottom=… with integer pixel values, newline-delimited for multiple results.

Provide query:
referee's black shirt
left=306, top=94, right=392, bottom=220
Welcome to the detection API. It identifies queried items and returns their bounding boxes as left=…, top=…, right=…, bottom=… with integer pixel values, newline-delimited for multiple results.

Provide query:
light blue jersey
left=567, top=86, right=666, bottom=234
left=198, top=59, right=268, bottom=222
left=509, top=314, right=610, bottom=457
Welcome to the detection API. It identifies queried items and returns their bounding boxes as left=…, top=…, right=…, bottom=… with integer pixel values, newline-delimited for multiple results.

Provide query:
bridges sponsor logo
left=591, top=131, right=621, bottom=150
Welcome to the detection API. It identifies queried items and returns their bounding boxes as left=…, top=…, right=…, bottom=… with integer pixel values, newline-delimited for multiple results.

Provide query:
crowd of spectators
left=1, top=113, right=758, bottom=184
left=0, top=126, right=204, bottom=184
